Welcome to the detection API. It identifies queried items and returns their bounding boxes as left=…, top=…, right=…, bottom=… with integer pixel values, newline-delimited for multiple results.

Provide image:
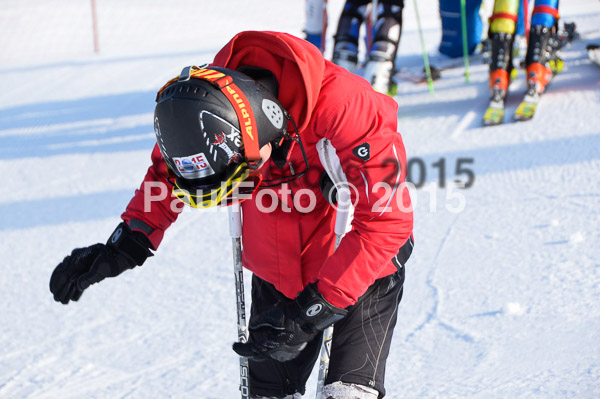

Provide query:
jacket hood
left=212, top=31, right=325, bottom=133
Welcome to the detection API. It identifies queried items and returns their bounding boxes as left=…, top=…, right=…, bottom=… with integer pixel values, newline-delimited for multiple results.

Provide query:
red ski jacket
left=122, top=31, right=413, bottom=308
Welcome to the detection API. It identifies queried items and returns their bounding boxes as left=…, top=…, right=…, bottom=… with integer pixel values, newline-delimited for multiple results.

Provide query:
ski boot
left=483, top=32, right=515, bottom=125
left=489, top=31, right=518, bottom=81
left=362, top=3, right=403, bottom=96
left=513, top=24, right=563, bottom=121
left=483, top=68, right=510, bottom=125
left=332, top=40, right=359, bottom=74
left=524, top=24, right=561, bottom=95
left=331, top=1, right=367, bottom=74
left=363, top=41, right=397, bottom=95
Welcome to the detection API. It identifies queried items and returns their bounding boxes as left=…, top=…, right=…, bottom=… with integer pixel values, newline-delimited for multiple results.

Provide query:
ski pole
left=523, top=0, right=530, bottom=39
left=315, top=207, right=350, bottom=398
left=228, top=204, right=250, bottom=399
left=460, top=0, right=471, bottom=83
left=366, top=0, right=379, bottom=51
left=322, top=0, right=328, bottom=54
left=411, top=0, right=434, bottom=93
left=315, top=139, right=353, bottom=398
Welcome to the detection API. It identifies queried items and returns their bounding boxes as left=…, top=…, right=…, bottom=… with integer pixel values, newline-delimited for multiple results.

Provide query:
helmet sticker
left=212, top=132, right=243, bottom=165
left=224, top=126, right=242, bottom=148
left=200, top=111, right=244, bottom=165
left=173, top=152, right=215, bottom=178
left=262, top=99, right=284, bottom=129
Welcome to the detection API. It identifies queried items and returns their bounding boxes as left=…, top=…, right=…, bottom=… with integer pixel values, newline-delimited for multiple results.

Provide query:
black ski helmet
left=154, top=66, right=288, bottom=207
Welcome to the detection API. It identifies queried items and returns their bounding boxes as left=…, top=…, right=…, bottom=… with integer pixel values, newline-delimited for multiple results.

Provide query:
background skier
left=331, top=0, right=405, bottom=95
left=484, top=0, right=562, bottom=124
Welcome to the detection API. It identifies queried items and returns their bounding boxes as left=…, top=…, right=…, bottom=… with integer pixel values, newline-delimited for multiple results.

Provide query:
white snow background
left=1, top=0, right=599, bottom=398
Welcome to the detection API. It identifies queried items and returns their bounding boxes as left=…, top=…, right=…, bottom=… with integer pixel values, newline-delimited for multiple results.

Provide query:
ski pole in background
left=228, top=204, right=250, bottom=399
left=523, top=0, right=530, bottom=39
left=412, top=0, right=434, bottom=93
left=305, top=0, right=329, bottom=53
left=322, top=0, right=328, bottom=53
left=315, top=139, right=353, bottom=398
left=460, top=0, right=470, bottom=83
left=90, top=0, right=99, bottom=53
left=371, top=0, right=379, bottom=28
left=366, top=0, right=379, bottom=52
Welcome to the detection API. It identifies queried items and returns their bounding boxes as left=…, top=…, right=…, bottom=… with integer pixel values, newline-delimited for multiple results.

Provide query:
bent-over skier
left=50, top=31, right=414, bottom=399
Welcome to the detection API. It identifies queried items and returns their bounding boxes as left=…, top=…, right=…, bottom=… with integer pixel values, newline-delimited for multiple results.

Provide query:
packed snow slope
left=1, top=1, right=599, bottom=398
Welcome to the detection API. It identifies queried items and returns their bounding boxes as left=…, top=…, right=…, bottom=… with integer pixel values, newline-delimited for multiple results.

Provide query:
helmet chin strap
left=259, top=112, right=310, bottom=188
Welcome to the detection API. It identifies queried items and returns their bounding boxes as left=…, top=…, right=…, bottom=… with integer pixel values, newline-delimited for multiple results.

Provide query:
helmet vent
left=262, top=99, right=284, bottom=129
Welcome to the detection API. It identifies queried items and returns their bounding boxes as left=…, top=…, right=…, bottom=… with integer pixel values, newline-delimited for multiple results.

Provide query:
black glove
left=49, top=222, right=153, bottom=304
left=232, top=283, right=347, bottom=362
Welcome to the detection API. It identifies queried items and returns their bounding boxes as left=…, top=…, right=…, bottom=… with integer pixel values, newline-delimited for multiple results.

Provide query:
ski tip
left=513, top=114, right=534, bottom=122
left=483, top=108, right=505, bottom=126
left=483, top=120, right=503, bottom=127
left=513, top=102, right=538, bottom=121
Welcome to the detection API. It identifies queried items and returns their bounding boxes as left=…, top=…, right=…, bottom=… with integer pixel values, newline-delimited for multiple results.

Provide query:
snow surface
left=1, top=0, right=599, bottom=398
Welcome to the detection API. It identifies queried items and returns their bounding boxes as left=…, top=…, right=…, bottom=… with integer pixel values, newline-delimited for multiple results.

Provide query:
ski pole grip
left=228, top=203, right=242, bottom=238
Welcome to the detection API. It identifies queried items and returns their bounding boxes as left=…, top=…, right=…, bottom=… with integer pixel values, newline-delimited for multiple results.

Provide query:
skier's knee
left=320, top=381, right=380, bottom=399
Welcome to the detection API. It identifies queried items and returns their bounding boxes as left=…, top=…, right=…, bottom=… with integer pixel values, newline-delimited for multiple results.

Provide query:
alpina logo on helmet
left=225, top=85, right=255, bottom=141
left=193, top=67, right=260, bottom=161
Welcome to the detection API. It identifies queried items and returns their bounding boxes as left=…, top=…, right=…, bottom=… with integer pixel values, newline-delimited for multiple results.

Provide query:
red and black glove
left=49, top=222, right=153, bottom=304
left=233, top=283, right=347, bottom=362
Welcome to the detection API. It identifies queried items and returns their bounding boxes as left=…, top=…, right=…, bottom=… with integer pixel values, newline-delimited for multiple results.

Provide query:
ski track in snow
left=1, top=0, right=600, bottom=398
left=405, top=212, right=479, bottom=346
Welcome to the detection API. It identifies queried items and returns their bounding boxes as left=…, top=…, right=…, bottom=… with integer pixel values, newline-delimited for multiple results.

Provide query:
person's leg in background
left=305, top=0, right=329, bottom=53
left=487, top=0, right=520, bottom=99
left=438, top=0, right=483, bottom=58
left=362, top=0, right=404, bottom=95
left=524, top=0, right=560, bottom=95
left=332, top=0, right=370, bottom=73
